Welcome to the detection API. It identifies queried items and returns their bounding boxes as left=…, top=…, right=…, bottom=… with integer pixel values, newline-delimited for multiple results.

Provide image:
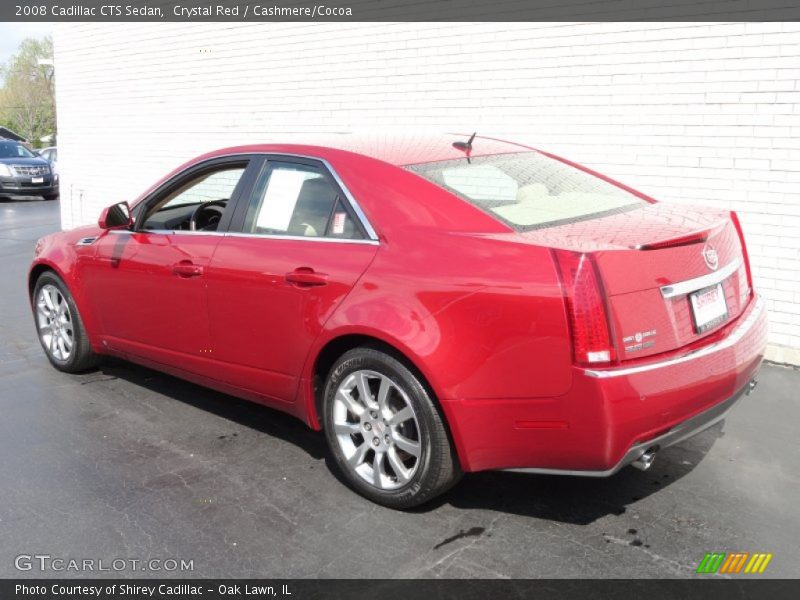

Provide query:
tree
left=0, top=36, right=55, bottom=147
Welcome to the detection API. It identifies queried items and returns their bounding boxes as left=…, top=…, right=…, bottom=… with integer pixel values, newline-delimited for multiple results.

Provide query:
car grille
left=13, top=165, right=49, bottom=176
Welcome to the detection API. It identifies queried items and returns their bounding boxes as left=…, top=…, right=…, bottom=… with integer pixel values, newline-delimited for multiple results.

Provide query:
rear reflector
left=552, top=250, right=616, bottom=365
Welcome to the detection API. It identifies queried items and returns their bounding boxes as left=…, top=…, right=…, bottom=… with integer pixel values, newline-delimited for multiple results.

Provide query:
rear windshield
left=407, top=151, right=646, bottom=231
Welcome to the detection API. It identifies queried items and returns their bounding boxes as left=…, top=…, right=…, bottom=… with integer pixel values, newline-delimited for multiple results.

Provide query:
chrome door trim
left=247, top=153, right=380, bottom=241
left=582, top=295, right=764, bottom=379
left=130, top=151, right=380, bottom=243
left=318, top=157, right=379, bottom=241
left=224, top=231, right=379, bottom=245
left=660, top=258, right=742, bottom=298
left=109, top=228, right=379, bottom=246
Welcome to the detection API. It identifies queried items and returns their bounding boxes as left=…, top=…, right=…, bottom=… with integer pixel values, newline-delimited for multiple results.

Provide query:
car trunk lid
left=524, top=203, right=752, bottom=361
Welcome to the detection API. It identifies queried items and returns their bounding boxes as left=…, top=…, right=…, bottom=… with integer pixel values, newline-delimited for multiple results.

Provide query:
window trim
left=130, top=152, right=379, bottom=245
left=132, top=155, right=260, bottom=233
left=227, top=153, right=378, bottom=244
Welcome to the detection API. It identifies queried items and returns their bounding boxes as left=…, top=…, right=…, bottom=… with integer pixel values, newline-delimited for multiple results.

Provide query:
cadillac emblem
left=703, top=243, right=719, bottom=271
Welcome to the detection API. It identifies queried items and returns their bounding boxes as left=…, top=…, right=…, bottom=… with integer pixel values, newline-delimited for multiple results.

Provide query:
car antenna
left=452, top=132, right=476, bottom=163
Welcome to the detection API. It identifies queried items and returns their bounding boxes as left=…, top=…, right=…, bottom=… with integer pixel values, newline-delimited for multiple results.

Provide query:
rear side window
left=242, top=162, right=364, bottom=240
left=407, top=152, right=646, bottom=230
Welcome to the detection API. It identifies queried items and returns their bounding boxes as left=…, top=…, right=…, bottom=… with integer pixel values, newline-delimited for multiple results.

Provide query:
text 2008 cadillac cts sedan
left=29, top=134, right=766, bottom=508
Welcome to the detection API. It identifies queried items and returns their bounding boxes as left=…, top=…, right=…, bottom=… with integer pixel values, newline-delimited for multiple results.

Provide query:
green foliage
left=0, top=36, right=55, bottom=147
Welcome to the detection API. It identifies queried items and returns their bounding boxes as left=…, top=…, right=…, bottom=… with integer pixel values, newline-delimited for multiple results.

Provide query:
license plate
left=690, top=284, right=728, bottom=333
left=31, top=177, right=44, bottom=184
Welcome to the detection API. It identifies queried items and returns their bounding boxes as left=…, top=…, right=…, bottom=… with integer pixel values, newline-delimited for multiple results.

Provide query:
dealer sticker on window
left=332, top=212, right=346, bottom=235
left=690, top=283, right=728, bottom=333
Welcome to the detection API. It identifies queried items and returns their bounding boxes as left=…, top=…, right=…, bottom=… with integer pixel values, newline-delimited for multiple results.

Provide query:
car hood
left=0, top=157, right=50, bottom=166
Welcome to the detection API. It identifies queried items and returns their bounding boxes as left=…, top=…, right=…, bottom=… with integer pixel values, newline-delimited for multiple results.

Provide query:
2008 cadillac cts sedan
left=29, top=135, right=766, bottom=508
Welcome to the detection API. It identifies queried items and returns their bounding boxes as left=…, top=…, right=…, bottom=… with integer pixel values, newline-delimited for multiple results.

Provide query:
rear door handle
left=285, top=268, right=328, bottom=287
left=172, top=261, right=204, bottom=278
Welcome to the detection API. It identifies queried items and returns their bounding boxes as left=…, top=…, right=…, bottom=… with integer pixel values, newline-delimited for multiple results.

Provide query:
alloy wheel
left=332, top=369, right=422, bottom=490
left=36, top=284, right=74, bottom=361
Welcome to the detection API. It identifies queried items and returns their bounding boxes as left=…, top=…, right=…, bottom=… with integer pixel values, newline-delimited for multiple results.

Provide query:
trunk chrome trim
left=583, top=295, right=764, bottom=379
left=660, top=258, right=742, bottom=298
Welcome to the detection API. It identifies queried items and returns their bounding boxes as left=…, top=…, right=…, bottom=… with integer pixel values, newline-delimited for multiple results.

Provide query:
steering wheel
left=189, top=200, right=227, bottom=231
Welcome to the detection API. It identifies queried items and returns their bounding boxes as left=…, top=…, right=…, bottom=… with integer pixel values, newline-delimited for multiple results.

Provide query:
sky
left=0, top=22, right=53, bottom=68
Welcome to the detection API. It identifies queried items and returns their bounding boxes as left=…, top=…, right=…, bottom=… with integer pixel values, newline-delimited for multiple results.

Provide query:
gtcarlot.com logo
left=14, top=554, right=194, bottom=572
left=696, top=552, right=773, bottom=574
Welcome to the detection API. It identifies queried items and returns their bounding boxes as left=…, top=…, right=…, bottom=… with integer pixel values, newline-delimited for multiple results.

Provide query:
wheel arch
left=28, top=261, right=63, bottom=300
left=28, top=259, right=102, bottom=351
left=305, top=331, right=468, bottom=470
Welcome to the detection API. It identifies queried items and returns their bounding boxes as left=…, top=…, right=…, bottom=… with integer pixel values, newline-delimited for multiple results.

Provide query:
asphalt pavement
left=1, top=198, right=798, bottom=578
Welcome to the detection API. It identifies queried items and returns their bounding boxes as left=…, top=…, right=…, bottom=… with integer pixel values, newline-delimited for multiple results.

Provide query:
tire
left=32, top=271, right=100, bottom=373
left=44, top=194, right=59, bottom=201
left=323, top=347, right=461, bottom=509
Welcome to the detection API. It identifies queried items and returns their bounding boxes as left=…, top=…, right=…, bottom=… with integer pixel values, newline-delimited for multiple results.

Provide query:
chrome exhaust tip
left=632, top=447, right=657, bottom=471
left=746, top=379, right=758, bottom=395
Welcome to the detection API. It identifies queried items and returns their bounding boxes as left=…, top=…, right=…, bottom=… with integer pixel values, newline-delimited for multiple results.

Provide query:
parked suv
left=0, top=139, right=59, bottom=200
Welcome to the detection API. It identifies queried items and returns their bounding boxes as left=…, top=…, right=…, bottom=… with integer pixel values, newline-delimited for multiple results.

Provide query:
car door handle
left=285, top=268, right=328, bottom=287
left=172, top=261, right=204, bottom=277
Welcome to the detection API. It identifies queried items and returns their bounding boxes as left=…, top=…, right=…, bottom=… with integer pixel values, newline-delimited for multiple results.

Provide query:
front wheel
left=323, top=347, right=461, bottom=509
left=33, top=271, right=100, bottom=372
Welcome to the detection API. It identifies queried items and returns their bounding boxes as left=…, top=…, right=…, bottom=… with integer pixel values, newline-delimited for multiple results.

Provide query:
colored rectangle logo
left=697, top=552, right=773, bottom=574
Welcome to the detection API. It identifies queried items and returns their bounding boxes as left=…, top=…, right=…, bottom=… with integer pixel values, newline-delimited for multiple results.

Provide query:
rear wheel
left=33, top=271, right=100, bottom=372
left=323, top=347, right=461, bottom=509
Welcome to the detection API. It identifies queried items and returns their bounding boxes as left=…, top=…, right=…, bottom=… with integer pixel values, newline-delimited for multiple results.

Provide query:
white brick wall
left=53, top=22, right=800, bottom=359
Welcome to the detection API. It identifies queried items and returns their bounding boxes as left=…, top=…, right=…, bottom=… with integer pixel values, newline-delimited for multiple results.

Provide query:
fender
left=29, top=230, right=106, bottom=353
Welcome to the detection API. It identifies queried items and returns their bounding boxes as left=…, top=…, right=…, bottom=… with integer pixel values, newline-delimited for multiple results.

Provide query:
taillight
left=552, top=249, right=616, bottom=365
left=730, top=211, right=754, bottom=297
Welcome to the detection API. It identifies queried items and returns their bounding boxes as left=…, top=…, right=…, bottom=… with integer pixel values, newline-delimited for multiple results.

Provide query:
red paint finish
left=444, top=296, right=766, bottom=472
left=205, top=237, right=378, bottom=405
left=29, top=134, right=767, bottom=475
left=81, top=231, right=220, bottom=359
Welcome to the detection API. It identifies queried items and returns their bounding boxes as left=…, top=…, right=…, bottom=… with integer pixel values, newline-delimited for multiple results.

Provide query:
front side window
left=407, top=152, right=646, bottom=230
left=159, top=167, right=245, bottom=209
left=140, top=164, right=247, bottom=231
left=242, top=162, right=363, bottom=240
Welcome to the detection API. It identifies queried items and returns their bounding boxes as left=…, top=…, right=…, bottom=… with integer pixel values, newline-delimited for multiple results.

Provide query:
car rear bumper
left=506, top=377, right=755, bottom=476
left=441, top=294, right=767, bottom=474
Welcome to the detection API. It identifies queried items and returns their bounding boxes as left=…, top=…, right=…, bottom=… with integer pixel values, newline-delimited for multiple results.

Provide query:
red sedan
left=29, top=135, right=766, bottom=508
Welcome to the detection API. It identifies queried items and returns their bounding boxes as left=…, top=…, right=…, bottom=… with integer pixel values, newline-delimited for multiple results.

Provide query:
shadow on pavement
left=95, top=359, right=329, bottom=461
left=434, top=425, right=721, bottom=525
left=86, top=357, right=723, bottom=526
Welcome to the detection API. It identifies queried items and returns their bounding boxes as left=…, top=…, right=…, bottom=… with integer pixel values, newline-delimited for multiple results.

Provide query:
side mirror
left=98, top=201, right=133, bottom=230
